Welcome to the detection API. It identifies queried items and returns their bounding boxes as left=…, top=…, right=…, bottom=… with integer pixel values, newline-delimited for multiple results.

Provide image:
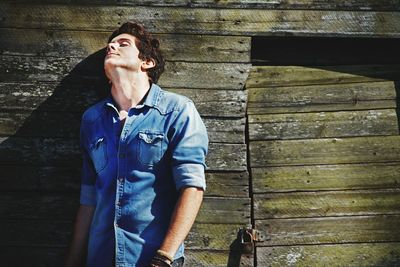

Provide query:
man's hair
left=108, top=21, right=165, bottom=83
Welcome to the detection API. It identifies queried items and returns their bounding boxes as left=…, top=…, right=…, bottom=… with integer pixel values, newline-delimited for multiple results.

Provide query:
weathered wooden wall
left=247, top=64, right=400, bottom=266
left=1, top=1, right=400, bottom=266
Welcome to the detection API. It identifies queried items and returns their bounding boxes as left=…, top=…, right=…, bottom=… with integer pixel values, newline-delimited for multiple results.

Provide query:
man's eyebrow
left=110, top=37, right=133, bottom=43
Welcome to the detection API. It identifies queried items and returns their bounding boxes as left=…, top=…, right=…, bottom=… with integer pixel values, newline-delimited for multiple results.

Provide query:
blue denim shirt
left=79, top=84, right=208, bottom=267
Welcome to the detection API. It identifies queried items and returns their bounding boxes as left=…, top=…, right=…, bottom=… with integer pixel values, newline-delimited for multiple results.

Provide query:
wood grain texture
left=185, top=250, right=253, bottom=267
left=2, top=4, right=400, bottom=37
left=258, top=243, right=400, bottom=267
left=4, top=0, right=400, bottom=11
left=0, top=28, right=251, bottom=63
left=248, top=109, right=399, bottom=140
left=247, top=81, right=397, bottom=114
left=246, top=65, right=400, bottom=88
left=252, top=162, right=400, bottom=193
left=249, top=135, right=400, bottom=167
left=0, top=137, right=247, bottom=171
left=253, top=189, right=400, bottom=219
left=256, top=215, right=400, bottom=246
left=0, top=55, right=251, bottom=89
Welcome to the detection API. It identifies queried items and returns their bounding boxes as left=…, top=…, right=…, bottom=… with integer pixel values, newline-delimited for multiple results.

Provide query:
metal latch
left=237, top=228, right=266, bottom=254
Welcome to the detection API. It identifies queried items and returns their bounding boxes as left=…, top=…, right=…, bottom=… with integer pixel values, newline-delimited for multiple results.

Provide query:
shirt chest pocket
left=138, top=131, right=165, bottom=167
left=88, top=137, right=108, bottom=174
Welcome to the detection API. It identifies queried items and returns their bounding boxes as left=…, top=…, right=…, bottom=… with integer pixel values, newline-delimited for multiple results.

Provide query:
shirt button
left=118, top=177, right=123, bottom=182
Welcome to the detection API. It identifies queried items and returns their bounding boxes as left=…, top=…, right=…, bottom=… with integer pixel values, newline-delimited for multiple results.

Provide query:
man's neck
left=110, top=71, right=151, bottom=113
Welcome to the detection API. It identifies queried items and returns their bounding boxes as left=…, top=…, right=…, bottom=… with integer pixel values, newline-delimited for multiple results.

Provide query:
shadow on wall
left=0, top=48, right=110, bottom=264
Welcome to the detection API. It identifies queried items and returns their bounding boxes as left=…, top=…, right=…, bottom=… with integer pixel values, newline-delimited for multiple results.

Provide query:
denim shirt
left=79, top=84, right=208, bottom=267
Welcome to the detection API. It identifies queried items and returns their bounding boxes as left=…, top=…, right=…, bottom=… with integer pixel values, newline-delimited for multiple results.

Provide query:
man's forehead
left=110, top=33, right=136, bottom=43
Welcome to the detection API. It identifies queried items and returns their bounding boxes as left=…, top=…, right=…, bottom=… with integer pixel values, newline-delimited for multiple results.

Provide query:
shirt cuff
left=80, top=184, right=97, bottom=206
left=173, top=163, right=206, bottom=191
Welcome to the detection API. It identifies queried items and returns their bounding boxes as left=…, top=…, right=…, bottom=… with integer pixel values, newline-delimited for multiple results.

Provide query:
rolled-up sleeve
left=79, top=121, right=97, bottom=206
left=170, top=101, right=208, bottom=191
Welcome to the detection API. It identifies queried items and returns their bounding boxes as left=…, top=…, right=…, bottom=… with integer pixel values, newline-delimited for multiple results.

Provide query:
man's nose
left=107, top=42, right=117, bottom=52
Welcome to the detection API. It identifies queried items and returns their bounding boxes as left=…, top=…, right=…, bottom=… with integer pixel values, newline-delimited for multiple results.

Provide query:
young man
left=66, top=22, right=208, bottom=267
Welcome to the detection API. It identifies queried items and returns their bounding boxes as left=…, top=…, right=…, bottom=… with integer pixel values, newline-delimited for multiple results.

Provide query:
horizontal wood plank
left=247, top=81, right=397, bottom=114
left=258, top=242, right=400, bottom=266
left=185, top=249, right=253, bottom=267
left=4, top=0, right=400, bottom=11
left=256, top=214, right=400, bottom=246
left=0, top=137, right=247, bottom=171
left=246, top=66, right=400, bottom=88
left=252, top=162, right=400, bottom=193
left=0, top=194, right=250, bottom=224
left=254, top=189, right=400, bottom=219
left=249, top=135, right=400, bottom=167
left=0, top=164, right=248, bottom=197
left=0, top=55, right=250, bottom=89
left=0, top=111, right=245, bottom=143
left=2, top=4, right=400, bottom=37
left=248, top=109, right=399, bottom=140
left=204, top=171, right=249, bottom=197
left=0, top=28, right=251, bottom=63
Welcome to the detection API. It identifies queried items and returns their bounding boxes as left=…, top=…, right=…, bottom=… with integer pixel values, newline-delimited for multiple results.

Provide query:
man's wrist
left=149, top=249, right=173, bottom=267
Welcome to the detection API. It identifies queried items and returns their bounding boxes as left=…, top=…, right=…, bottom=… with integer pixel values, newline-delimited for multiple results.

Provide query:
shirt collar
left=104, top=83, right=162, bottom=113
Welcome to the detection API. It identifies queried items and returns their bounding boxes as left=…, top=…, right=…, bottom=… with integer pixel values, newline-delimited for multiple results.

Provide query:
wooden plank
left=0, top=165, right=248, bottom=197
left=0, top=137, right=247, bottom=171
left=258, top=243, right=400, bottom=267
left=0, top=28, right=251, bottom=62
left=247, top=81, right=397, bottom=114
left=0, top=82, right=247, bottom=117
left=4, top=0, right=400, bottom=11
left=249, top=135, right=400, bottom=167
left=254, top=189, right=400, bottom=219
left=186, top=250, right=253, bottom=267
left=0, top=111, right=245, bottom=143
left=2, top=4, right=400, bottom=37
left=252, top=162, right=400, bottom=193
left=169, top=89, right=247, bottom=117
left=246, top=66, right=400, bottom=88
left=0, top=219, right=244, bottom=250
left=205, top=171, right=249, bottom=197
left=0, top=193, right=250, bottom=224
left=248, top=109, right=399, bottom=140
left=255, top=214, right=400, bottom=246
left=0, top=55, right=250, bottom=89
left=198, top=197, right=251, bottom=224
left=187, top=223, right=245, bottom=250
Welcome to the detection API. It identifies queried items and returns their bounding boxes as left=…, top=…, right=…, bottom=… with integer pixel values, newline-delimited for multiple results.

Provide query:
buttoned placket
left=113, top=104, right=144, bottom=265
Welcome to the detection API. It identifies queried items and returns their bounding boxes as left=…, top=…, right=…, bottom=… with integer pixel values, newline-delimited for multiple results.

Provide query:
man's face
left=104, top=33, right=143, bottom=73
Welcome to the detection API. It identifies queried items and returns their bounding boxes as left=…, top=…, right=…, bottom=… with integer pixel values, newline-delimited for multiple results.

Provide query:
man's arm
left=65, top=204, right=95, bottom=267
left=158, top=186, right=203, bottom=259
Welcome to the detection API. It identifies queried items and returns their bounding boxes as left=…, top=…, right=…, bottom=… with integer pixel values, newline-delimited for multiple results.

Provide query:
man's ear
left=141, top=59, right=156, bottom=70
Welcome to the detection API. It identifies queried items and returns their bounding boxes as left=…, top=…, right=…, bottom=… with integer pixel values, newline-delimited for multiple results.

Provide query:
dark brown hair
left=108, top=21, right=165, bottom=83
